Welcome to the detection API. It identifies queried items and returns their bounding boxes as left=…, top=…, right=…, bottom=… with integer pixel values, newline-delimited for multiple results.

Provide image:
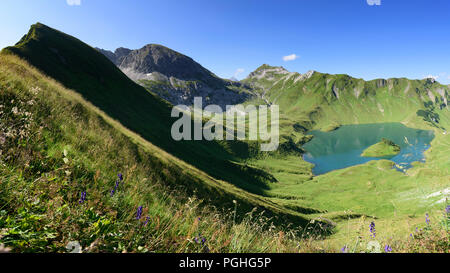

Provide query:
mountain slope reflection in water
left=302, top=123, right=435, bottom=175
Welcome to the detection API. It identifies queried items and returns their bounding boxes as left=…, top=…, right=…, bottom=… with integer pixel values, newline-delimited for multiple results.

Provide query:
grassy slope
left=2, top=23, right=280, bottom=197
left=1, top=23, right=331, bottom=228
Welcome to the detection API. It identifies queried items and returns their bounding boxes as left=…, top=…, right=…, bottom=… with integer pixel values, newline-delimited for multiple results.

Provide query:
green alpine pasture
left=243, top=66, right=450, bottom=250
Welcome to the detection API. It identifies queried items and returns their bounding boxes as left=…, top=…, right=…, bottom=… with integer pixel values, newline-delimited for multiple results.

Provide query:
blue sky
left=1, top=0, right=450, bottom=83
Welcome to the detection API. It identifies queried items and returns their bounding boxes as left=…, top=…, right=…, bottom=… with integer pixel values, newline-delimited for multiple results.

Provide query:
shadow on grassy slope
left=2, top=23, right=275, bottom=196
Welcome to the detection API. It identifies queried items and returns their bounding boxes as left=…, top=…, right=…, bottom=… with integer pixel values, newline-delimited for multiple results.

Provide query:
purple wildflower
left=384, top=245, right=392, bottom=253
left=136, top=206, right=143, bottom=220
left=111, top=173, right=123, bottom=197
left=144, top=217, right=150, bottom=226
left=341, top=246, right=348, bottom=253
left=445, top=205, right=450, bottom=214
left=194, top=233, right=207, bottom=245
left=204, top=245, right=210, bottom=253
left=425, top=213, right=430, bottom=225
left=79, top=192, right=86, bottom=204
left=369, top=221, right=376, bottom=238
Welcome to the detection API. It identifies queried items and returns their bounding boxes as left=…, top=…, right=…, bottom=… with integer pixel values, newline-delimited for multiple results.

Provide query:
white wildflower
left=30, top=86, right=41, bottom=95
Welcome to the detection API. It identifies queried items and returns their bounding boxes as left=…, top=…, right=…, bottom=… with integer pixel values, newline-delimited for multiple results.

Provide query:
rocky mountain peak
left=246, top=64, right=290, bottom=81
left=97, top=44, right=253, bottom=107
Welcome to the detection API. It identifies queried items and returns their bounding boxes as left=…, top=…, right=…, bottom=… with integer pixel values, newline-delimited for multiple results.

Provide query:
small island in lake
left=361, top=138, right=401, bottom=157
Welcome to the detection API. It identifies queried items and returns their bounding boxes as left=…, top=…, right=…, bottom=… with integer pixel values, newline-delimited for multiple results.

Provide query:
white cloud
left=233, top=68, right=245, bottom=78
left=67, top=0, right=81, bottom=6
left=282, top=54, right=299, bottom=62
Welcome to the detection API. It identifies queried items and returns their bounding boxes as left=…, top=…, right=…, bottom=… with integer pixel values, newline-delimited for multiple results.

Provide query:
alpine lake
left=302, top=123, right=435, bottom=175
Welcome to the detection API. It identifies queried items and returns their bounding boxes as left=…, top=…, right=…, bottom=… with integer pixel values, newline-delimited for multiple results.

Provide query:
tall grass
left=0, top=54, right=319, bottom=253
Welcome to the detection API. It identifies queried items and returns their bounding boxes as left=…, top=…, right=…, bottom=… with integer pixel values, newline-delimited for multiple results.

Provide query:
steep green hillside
left=2, top=23, right=277, bottom=197
left=249, top=68, right=449, bottom=132
left=1, top=23, right=325, bottom=229
left=0, top=54, right=321, bottom=252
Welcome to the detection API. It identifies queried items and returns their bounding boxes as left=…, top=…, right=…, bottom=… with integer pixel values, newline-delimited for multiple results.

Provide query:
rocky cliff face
left=97, top=45, right=253, bottom=108
left=96, top=47, right=131, bottom=66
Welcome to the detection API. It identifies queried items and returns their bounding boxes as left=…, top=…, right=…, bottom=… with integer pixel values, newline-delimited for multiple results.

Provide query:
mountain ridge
left=97, top=43, right=450, bottom=112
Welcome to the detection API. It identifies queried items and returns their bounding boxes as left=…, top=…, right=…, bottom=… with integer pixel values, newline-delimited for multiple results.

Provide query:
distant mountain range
left=98, top=44, right=449, bottom=128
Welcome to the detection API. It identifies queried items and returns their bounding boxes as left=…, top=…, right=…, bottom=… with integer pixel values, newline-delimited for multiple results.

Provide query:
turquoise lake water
left=302, top=123, right=435, bottom=175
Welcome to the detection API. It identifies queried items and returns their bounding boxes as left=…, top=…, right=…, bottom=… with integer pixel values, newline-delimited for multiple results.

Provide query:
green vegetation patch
left=361, top=138, right=401, bottom=158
